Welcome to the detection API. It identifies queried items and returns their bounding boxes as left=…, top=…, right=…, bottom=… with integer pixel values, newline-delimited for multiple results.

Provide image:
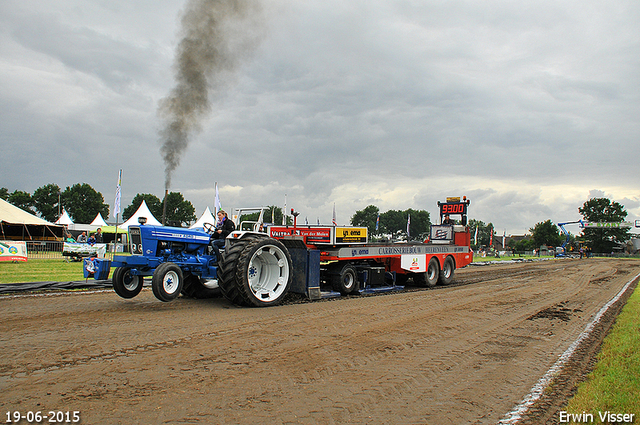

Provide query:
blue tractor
left=109, top=221, right=293, bottom=306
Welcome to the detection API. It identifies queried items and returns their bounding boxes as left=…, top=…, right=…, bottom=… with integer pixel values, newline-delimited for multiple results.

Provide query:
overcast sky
left=1, top=0, right=639, bottom=235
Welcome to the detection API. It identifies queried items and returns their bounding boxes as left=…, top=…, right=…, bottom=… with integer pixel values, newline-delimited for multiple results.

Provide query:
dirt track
left=1, top=258, right=639, bottom=424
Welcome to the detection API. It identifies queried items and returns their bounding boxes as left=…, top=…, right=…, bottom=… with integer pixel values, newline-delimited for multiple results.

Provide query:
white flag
left=406, top=213, right=411, bottom=238
left=474, top=227, right=478, bottom=244
left=332, top=203, right=337, bottom=226
left=113, top=169, right=122, bottom=219
left=283, top=194, right=287, bottom=225
left=214, top=182, right=221, bottom=215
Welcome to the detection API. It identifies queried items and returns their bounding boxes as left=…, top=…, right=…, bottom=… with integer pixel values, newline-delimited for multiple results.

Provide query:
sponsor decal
left=337, top=245, right=468, bottom=258
left=269, top=226, right=332, bottom=243
left=335, top=227, right=368, bottom=243
left=401, top=254, right=426, bottom=272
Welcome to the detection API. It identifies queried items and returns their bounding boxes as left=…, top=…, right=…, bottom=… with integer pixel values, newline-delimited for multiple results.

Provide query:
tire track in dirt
left=1, top=259, right=638, bottom=425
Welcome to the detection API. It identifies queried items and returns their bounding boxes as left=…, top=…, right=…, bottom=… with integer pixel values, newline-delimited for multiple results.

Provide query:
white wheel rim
left=343, top=272, right=354, bottom=289
left=247, top=245, right=289, bottom=302
left=163, top=270, right=180, bottom=294
left=428, top=264, right=437, bottom=280
left=124, top=272, right=139, bottom=291
left=444, top=264, right=452, bottom=278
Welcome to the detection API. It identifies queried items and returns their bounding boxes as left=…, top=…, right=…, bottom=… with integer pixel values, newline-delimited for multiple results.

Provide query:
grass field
left=0, top=258, right=89, bottom=283
left=562, top=282, right=640, bottom=422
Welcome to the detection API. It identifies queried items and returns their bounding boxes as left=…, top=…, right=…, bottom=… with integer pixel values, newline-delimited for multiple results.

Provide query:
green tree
left=530, top=220, right=563, bottom=248
left=7, top=190, right=34, bottom=214
left=0, top=187, right=9, bottom=200
left=468, top=219, right=494, bottom=248
left=378, top=208, right=430, bottom=240
left=32, top=184, right=61, bottom=222
left=579, top=198, right=630, bottom=253
left=162, top=192, right=196, bottom=227
left=266, top=206, right=291, bottom=225
left=238, top=206, right=291, bottom=226
left=509, top=237, right=535, bottom=252
left=61, top=183, right=109, bottom=224
left=123, top=194, right=163, bottom=221
left=351, top=205, right=380, bottom=235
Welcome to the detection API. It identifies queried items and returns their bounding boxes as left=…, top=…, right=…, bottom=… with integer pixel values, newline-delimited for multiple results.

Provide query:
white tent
left=190, top=207, right=216, bottom=229
left=119, top=200, right=162, bottom=229
left=90, top=213, right=108, bottom=226
left=0, top=198, right=63, bottom=240
left=55, top=210, right=74, bottom=225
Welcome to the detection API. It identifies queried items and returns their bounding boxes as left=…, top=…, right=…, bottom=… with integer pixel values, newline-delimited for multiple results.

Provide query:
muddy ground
left=1, top=258, right=639, bottom=424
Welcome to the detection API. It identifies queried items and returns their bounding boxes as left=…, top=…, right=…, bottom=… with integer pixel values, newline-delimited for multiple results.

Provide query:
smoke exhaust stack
left=158, top=0, right=265, bottom=190
left=162, top=189, right=169, bottom=226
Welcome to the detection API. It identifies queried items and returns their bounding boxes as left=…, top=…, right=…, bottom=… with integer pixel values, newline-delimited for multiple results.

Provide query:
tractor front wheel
left=152, top=262, right=184, bottom=302
left=112, top=267, right=143, bottom=299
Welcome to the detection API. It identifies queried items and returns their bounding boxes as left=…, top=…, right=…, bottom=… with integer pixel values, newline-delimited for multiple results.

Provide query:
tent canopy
left=90, top=213, right=108, bottom=226
left=55, top=210, right=74, bottom=225
left=190, top=207, right=216, bottom=229
left=0, top=198, right=64, bottom=240
left=119, top=200, right=162, bottom=229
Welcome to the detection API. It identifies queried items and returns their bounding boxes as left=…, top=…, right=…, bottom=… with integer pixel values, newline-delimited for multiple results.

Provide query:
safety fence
left=24, top=241, right=128, bottom=260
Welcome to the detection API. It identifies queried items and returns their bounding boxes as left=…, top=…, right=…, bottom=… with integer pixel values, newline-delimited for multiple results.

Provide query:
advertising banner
left=269, top=226, right=332, bottom=244
left=335, top=227, right=368, bottom=244
left=0, top=241, right=28, bottom=262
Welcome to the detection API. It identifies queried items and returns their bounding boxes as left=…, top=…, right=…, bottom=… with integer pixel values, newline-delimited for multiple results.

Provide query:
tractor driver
left=211, top=210, right=235, bottom=249
left=443, top=214, right=454, bottom=225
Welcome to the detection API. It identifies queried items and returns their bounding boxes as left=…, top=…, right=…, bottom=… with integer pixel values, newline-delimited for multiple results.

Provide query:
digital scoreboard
left=437, top=197, right=470, bottom=225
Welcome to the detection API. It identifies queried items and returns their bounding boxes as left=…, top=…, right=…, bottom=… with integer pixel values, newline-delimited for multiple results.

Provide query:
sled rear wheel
left=438, top=256, right=455, bottom=285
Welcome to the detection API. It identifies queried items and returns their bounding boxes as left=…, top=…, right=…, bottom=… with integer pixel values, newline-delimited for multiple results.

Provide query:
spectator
left=77, top=232, right=88, bottom=243
left=94, top=228, right=104, bottom=243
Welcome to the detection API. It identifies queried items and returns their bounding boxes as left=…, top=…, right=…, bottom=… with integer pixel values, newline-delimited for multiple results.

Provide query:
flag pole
left=113, top=169, right=122, bottom=257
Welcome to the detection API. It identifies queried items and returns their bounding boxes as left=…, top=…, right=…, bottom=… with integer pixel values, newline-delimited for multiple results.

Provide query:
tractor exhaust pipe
left=162, top=189, right=168, bottom=226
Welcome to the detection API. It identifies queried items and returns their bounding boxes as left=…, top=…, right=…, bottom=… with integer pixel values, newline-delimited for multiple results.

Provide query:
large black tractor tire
left=331, top=264, right=359, bottom=295
left=112, top=267, right=143, bottom=299
left=218, top=236, right=292, bottom=307
left=181, top=273, right=221, bottom=299
left=438, top=256, right=455, bottom=285
left=414, top=258, right=439, bottom=288
left=152, top=262, right=184, bottom=302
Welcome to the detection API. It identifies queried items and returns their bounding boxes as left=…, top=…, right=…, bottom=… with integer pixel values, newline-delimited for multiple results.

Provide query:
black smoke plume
left=159, top=0, right=263, bottom=190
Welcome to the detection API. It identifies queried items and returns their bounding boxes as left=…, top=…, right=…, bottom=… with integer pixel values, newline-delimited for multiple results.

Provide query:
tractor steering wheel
left=203, top=222, right=216, bottom=235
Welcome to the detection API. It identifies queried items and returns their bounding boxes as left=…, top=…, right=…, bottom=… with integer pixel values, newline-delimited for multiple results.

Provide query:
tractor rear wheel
left=152, top=262, right=184, bottom=302
left=219, top=236, right=292, bottom=307
left=112, top=267, right=143, bottom=299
